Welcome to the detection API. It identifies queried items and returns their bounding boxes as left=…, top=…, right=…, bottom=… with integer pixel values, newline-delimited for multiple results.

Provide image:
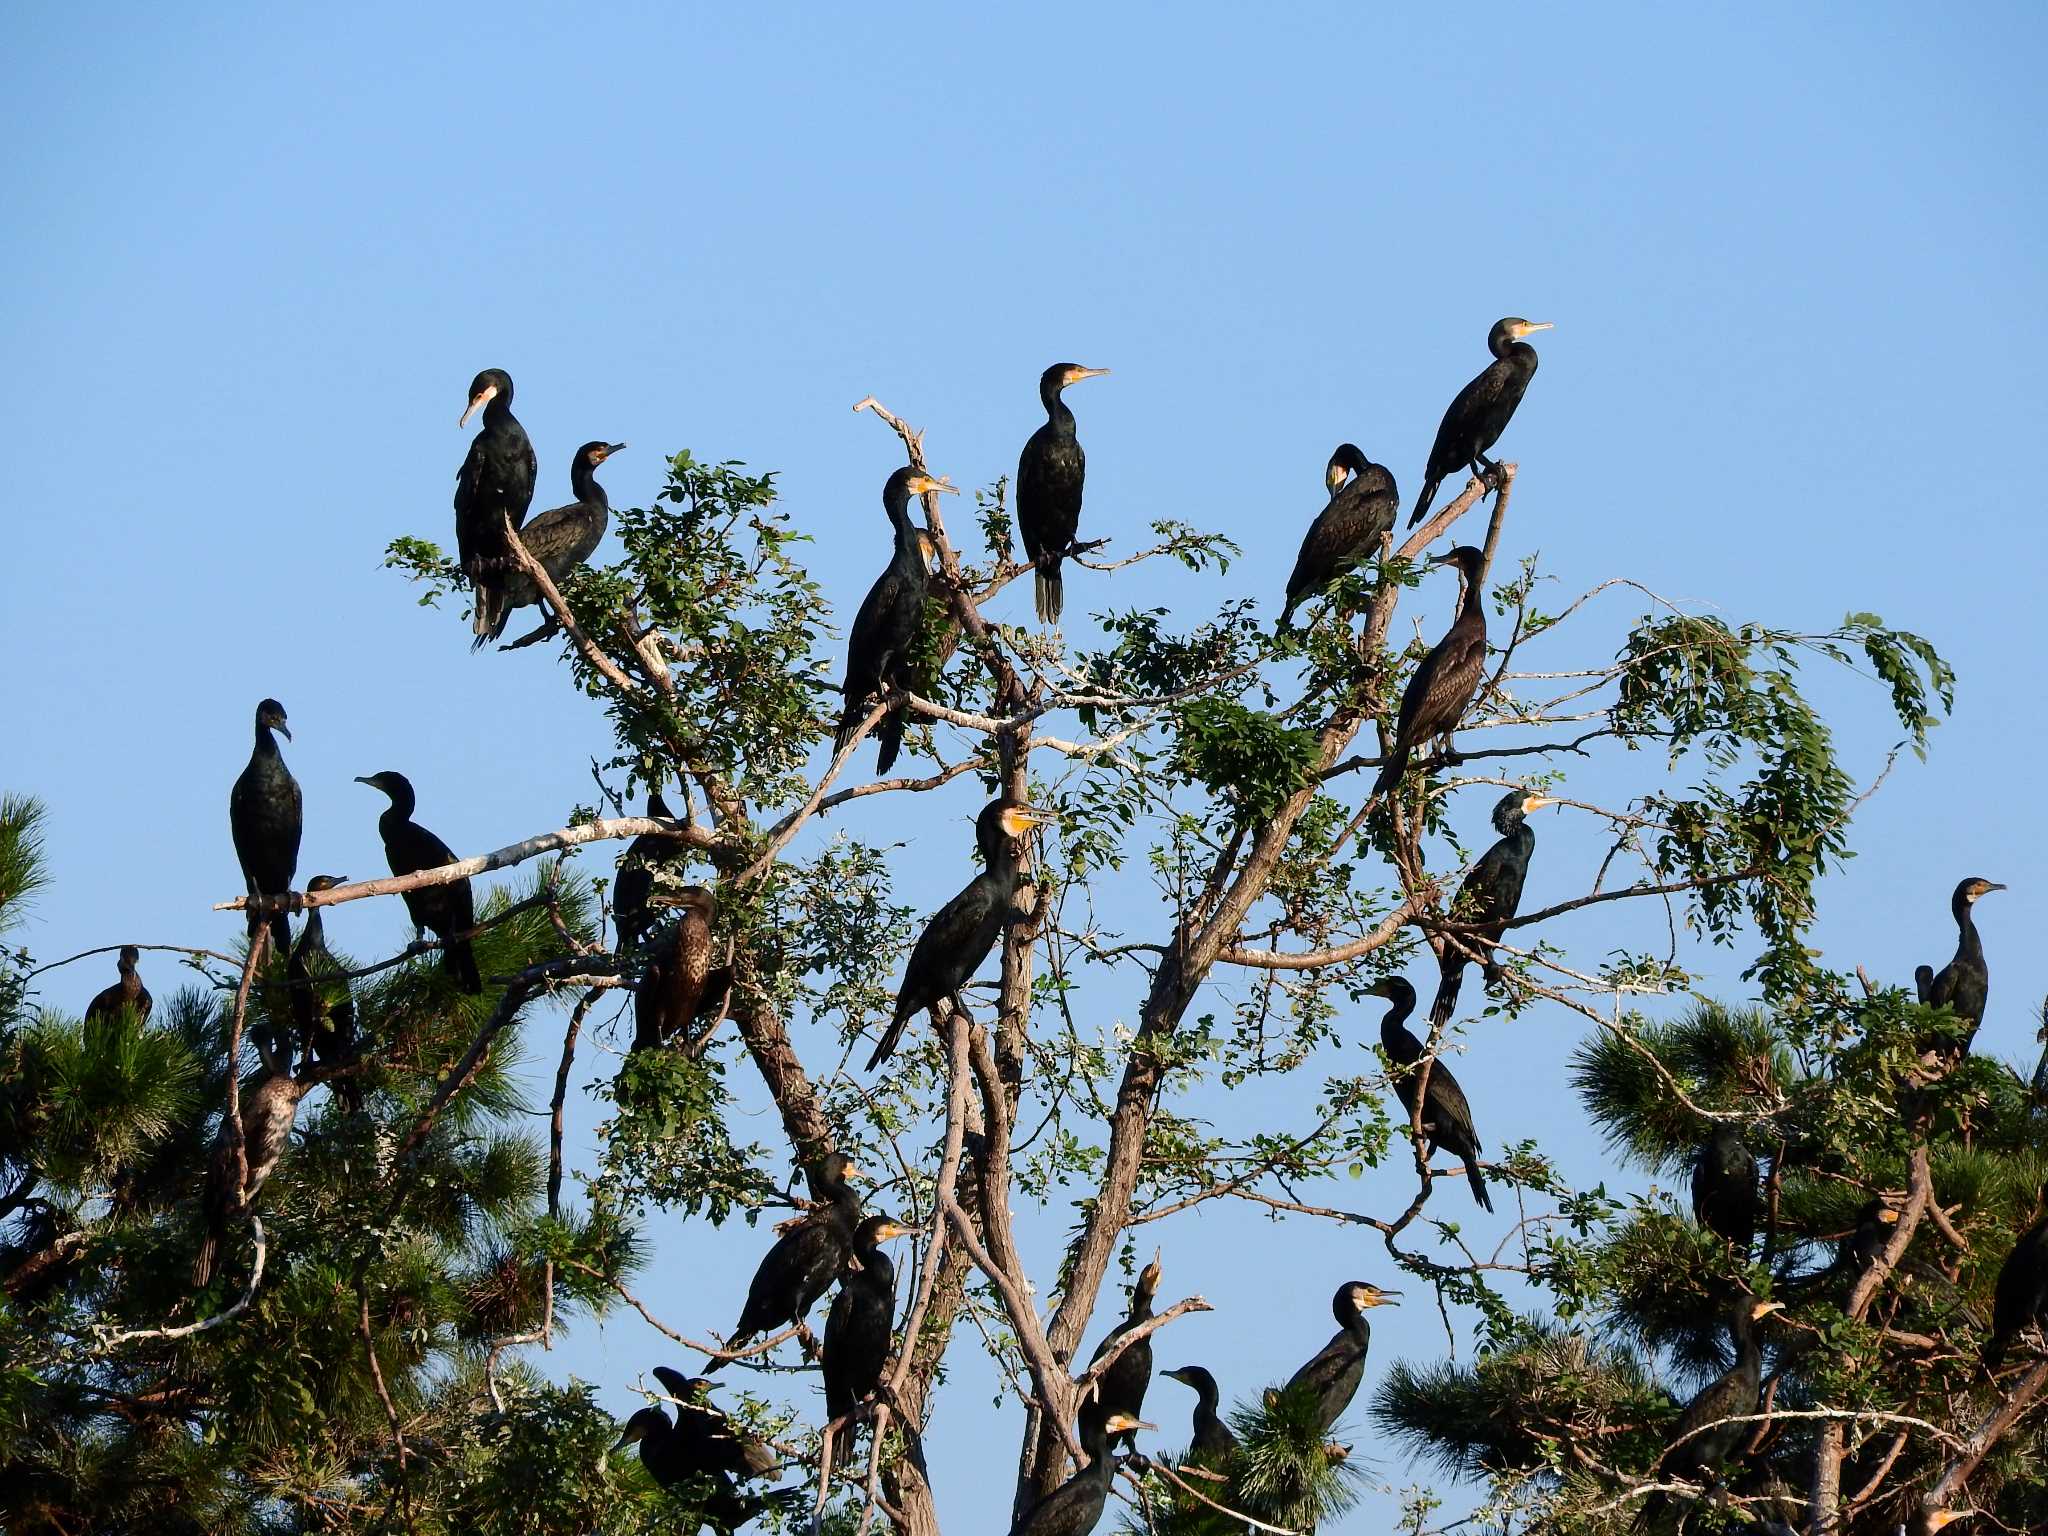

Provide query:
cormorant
left=1278, top=443, right=1399, bottom=629
left=1079, top=1251, right=1162, bottom=1454
left=834, top=466, right=958, bottom=775
left=1160, top=1364, right=1237, bottom=1461
left=711, top=1152, right=864, bottom=1369
left=289, top=875, right=359, bottom=1100
left=1369, top=976, right=1491, bottom=1211
left=85, top=946, right=152, bottom=1024
left=633, top=885, right=719, bottom=1053
left=1651, top=1294, right=1784, bottom=1506
left=229, top=698, right=302, bottom=958
left=865, top=798, right=1048, bottom=1072
left=1278, top=1281, right=1401, bottom=1435
left=354, top=772, right=481, bottom=993
left=1922, top=876, right=2005, bottom=1049
left=1408, top=319, right=1552, bottom=528
left=191, top=1068, right=309, bottom=1287
left=1841, top=1198, right=1900, bottom=1275
left=454, top=368, right=538, bottom=649
left=615, top=787, right=684, bottom=950
left=1370, top=546, right=1490, bottom=799
left=1984, top=1183, right=2048, bottom=1366
left=614, top=1368, right=799, bottom=1532
left=1017, top=363, right=1110, bottom=624
left=479, top=440, right=622, bottom=645
left=1427, top=788, right=1552, bottom=1028
left=1008, top=1410, right=1150, bottom=1536
left=1691, top=1124, right=1759, bottom=1252
left=822, top=1212, right=915, bottom=1466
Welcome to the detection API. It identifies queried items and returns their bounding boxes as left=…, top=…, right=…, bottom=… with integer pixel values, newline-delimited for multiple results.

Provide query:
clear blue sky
left=4, top=5, right=2044, bottom=1529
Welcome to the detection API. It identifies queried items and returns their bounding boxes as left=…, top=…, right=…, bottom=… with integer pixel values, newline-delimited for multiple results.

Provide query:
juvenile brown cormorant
left=1922, top=877, right=2004, bottom=1050
left=865, top=798, right=1048, bottom=1071
left=1161, top=1364, right=1237, bottom=1461
left=1408, top=319, right=1552, bottom=528
left=711, top=1152, right=864, bottom=1370
left=1984, top=1183, right=2048, bottom=1366
left=479, top=440, right=622, bottom=645
left=822, top=1213, right=914, bottom=1465
left=355, top=772, right=481, bottom=993
left=230, top=699, right=302, bottom=958
left=1279, top=1281, right=1401, bottom=1434
left=289, top=876, right=359, bottom=1099
left=1369, top=977, right=1491, bottom=1211
left=1370, top=546, right=1490, bottom=798
left=614, top=1368, right=799, bottom=1531
left=1008, top=1410, right=1150, bottom=1536
left=633, top=885, right=719, bottom=1053
left=1017, top=363, right=1110, bottom=624
left=1650, top=1294, right=1783, bottom=1510
left=191, top=1068, right=309, bottom=1287
left=1691, top=1124, right=1759, bottom=1252
left=454, top=368, right=538, bottom=648
left=834, top=467, right=958, bottom=774
left=85, top=946, right=152, bottom=1024
left=1079, top=1251, right=1162, bottom=1453
left=1427, top=789, right=1552, bottom=1028
left=1278, top=443, right=1399, bottom=629
left=614, top=788, right=684, bottom=950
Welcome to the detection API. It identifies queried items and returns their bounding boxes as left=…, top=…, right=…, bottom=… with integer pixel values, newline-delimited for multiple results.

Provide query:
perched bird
left=1278, top=443, right=1399, bottom=629
left=229, top=698, right=302, bottom=958
left=191, top=1068, right=308, bottom=1287
left=1017, top=362, right=1110, bottom=624
left=1278, top=1281, right=1401, bottom=1435
left=355, top=772, right=481, bottom=993
left=1079, top=1251, right=1162, bottom=1454
left=822, top=1212, right=915, bottom=1466
left=865, top=798, right=1048, bottom=1071
left=1369, top=977, right=1492, bottom=1211
left=1691, top=1124, right=1760, bottom=1252
left=1921, top=876, right=2005, bottom=1051
left=614, top=1367, right=799, bottom=1532
left=479, top=440, right=622, bottom=644
left=711, top=1152, right=865, bottom=1370
left=633, top=885, right=720, bottom=1053
left=1650, top=1293, right=1784, bottom=1511
left=1161, top=1364, right=1238, bottom=1462
left=614, top=788, right=685, bottom=950
left=85, top=946, right=152, bottom=1025
left=834, top=466, right=958, bottom=774
left=454, top=367, right=538, bottom=649
left=1984, top=1183, right=2048, bottom=1366
left=1008, top=1410, right=1151, bottom=1536
left=1370, top=545, right=1490, bottom=799
left=1840, top=1198, right=1901, bottom=1275
left=1427, top=788, right=1552, bottom=1028
left=289, top=876, right=359, bottom=1099
left=1408, top=318, right=1553, bottom=528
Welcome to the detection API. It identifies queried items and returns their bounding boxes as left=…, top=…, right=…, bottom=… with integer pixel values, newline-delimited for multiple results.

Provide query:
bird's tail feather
left=1407, top=478, right=1442, bottom=529
left=445, top=940, right=482, bottom=995
left=865, top=1010, right=911, bottom=1073
left=874, top=708, right=906, bottom=776
left=1035, top=563, right=1063, bottom=625
left=1429, top=962, right=1463, bottom=1031
left=1370, top=746, right=1410, bottom=800
left=471, top=580, right=508, bottom=651
left=1464, top=1155, right=1493, bottom=1212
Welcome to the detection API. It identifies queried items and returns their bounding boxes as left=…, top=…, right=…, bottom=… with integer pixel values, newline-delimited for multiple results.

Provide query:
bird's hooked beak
left=274, top=722, right=292, bottom=742
left=353, top=775, right=377, bottom=788
left=1878, top=1207, right=1901, bottom=1225
left=1509, top=320, right=1554, bottom=340
left=1522, top=794, right=1555, bottom=814
left=595, top=442, right=627, bottom=462
left=1751, top=1298, right=1786, bottom=1320
left=1102, top=1412, right=1154, bottom=1436
left=906, top=473, right=960, bottom=498
left=459, top=382, right=498, bottom=428
left=1000, top=804, right=1053, bottom=838
left=1325, top=461, right=1349, bottom=494
left=1366, top=978, right=1398, bottom=998
left=874, top=1220, right=917, bottom=1243
left=1358, top=1286, right=1401, bottom=1309
left=1064, top=366, right=1111, bottom=386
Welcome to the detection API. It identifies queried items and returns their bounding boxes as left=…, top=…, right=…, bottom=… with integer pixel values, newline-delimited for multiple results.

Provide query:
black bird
left=85, top=946, right=152, bottom=1025
left=1922, top=876, right=2005, bottom=1050
left=454, top=368, right=538, bottom=649
left=615, top=788, right=685, bottom=950
left=1371, top=545, right=1490, bottom=799
left=1691, top=1124, right=1760, bottom=1252
left=614, top=1368, right=798, bottom=1532
left=1278, top=443, right=1399, bottom=629
left=1841, top=1198, right=1900, bottom=1275
left=229, top=698, right=302, bottom=959
left=479, top=440, right=623, bottom=645
left=1408, top=318, right=1553, bottom=528
left=834, top=466, right=958, bottom=775
left=712, top=1152, right=865, bottom=1369
left=355, top=772, right=481, bottom=993
left=191, top=1068, right=308, bottom=1287
left=866, top=798, right=1048, bottom=1071
left=1017, top=363, right=1110, bottom=624
left=1369, top=977, right=1492, bottom=1211
left=1651, top=1294, right=1784, bottom=1508
left=289, top=875, right=359, bottom=1096
left=1428, top=788, right=1552, bottom=1028
left=1278, top=1280, right=1401, bottom=1435
left=1160, top=1364, right=1237, bottom=1461
left=1079, top=1251, right=1162, bottom=1454
left=1008, top=1410, right=1150, bottom=1536
left=1984, top=1183, right=2048, bottom=1366
left=633, top=885, right=719, bottom=1053
left=822, top=1212, right=915, bottom=1466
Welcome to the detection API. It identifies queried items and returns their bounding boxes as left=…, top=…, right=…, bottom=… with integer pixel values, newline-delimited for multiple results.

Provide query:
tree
left=4, top=357, right=1978, bottom=1535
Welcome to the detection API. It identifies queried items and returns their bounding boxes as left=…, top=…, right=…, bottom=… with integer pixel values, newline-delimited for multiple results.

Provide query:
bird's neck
left=1458, top=567, right=1487, bottom=622
left=1952, top=898, right=1981, bottom=958
left=253, top=723, right=281, bottom=758
left=1041, top=389, right=1077, bottom=435
left=886, top=496, right=923, bottom=569
left=379, top=794, right=415, bottom=828
left=302, top=908, right=326, bottom=946
left=481, top=394, right=516, bottom=432
left=570, top=458, right=608, bottom=506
